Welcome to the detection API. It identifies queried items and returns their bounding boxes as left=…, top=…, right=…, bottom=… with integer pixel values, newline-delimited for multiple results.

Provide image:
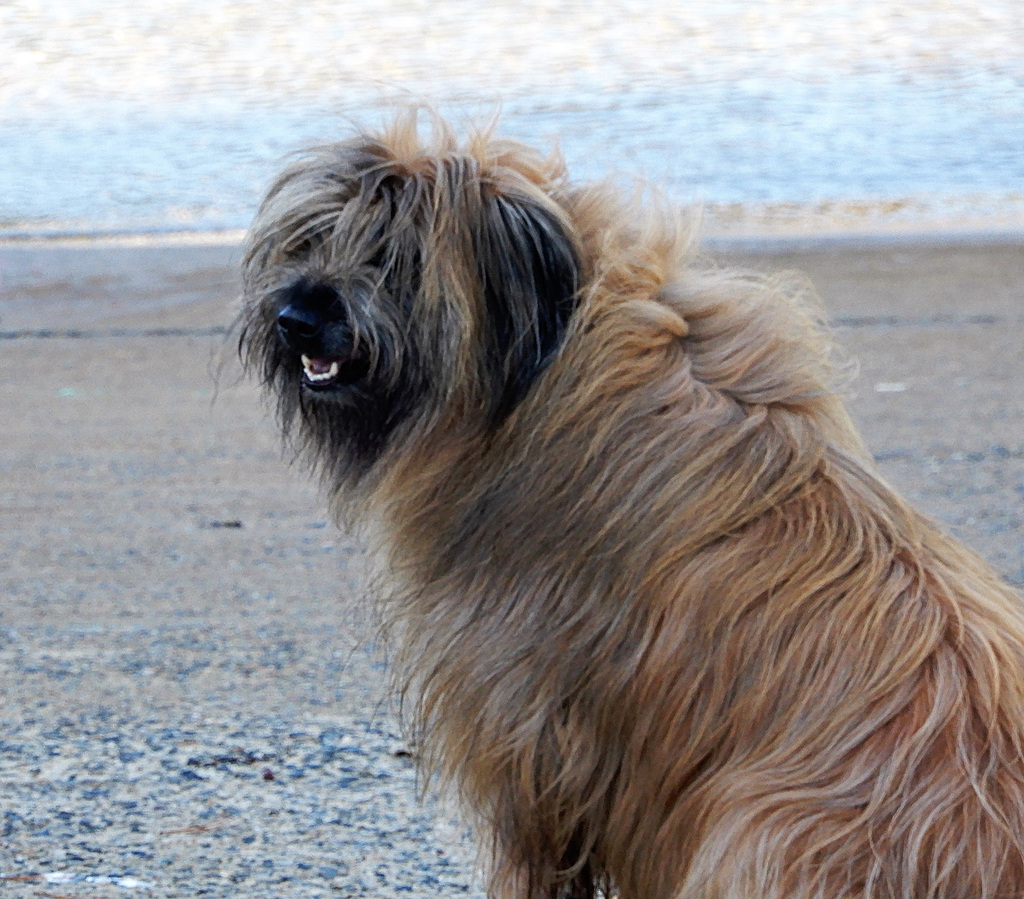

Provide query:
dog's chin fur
left=240, top=112, right=1024, bottom=899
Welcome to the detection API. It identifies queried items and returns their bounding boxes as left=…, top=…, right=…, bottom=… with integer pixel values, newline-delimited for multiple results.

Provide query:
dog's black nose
left=277, top=304, right=324, bottom=346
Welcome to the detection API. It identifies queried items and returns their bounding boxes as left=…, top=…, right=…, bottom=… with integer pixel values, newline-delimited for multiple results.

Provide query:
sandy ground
left=1, top=235, right=1022, bottom=897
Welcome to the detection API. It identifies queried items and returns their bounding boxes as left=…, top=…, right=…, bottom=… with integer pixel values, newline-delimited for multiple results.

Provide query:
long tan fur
left=240, top=112, right=1024, bottom=899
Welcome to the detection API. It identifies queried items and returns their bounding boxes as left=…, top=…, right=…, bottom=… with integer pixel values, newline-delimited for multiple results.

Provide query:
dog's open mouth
left=301, top=354, right=369, bottom=390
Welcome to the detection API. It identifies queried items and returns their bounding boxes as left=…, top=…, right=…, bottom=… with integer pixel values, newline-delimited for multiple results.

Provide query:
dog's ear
left=475, top=192, right=581, bottom=423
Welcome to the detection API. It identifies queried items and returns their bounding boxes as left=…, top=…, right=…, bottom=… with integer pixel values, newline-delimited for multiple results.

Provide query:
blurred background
left=2, top=0, right=1023, bottom=239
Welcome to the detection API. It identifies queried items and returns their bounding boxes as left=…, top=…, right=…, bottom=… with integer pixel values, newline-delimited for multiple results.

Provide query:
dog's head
left=239, top=115, right=582, bottom=487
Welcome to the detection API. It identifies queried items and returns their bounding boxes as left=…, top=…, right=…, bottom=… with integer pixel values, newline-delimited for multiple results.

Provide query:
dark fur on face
left=240, top=113, right=1024, bottom=899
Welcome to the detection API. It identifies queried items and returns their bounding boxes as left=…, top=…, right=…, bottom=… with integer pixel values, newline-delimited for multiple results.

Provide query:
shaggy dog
left=239, top=113, right=1024, bottom=899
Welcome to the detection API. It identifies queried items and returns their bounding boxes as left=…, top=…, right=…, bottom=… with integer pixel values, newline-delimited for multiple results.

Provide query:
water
left=2, top=0, right=1023, bottom=237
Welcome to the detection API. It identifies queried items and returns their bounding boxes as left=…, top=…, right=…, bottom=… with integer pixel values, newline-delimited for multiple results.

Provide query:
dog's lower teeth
left=301, top=355, right=340, bottom=383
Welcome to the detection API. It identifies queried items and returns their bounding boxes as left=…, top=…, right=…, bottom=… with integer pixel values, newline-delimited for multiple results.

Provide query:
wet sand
left=1, top=235, right=1022, bottom=896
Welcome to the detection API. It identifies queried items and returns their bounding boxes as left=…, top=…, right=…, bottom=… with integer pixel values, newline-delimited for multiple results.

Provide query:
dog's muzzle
left=276, top=282, right=369, bottom=391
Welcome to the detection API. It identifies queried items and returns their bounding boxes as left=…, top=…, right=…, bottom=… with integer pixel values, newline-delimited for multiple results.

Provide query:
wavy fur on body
left=240, top=113, right=1024, bottom=899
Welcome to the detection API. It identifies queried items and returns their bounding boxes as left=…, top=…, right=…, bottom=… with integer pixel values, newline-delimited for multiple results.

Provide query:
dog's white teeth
left=301, top=355, right=340, bottom=383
